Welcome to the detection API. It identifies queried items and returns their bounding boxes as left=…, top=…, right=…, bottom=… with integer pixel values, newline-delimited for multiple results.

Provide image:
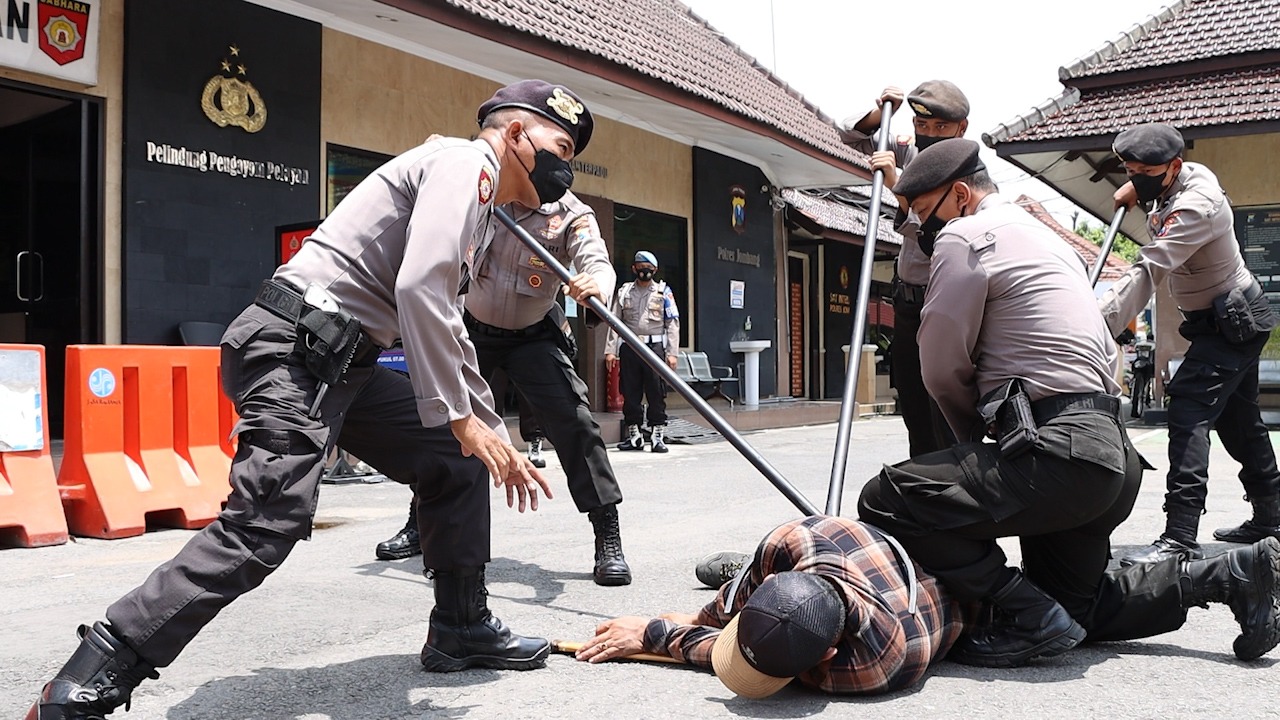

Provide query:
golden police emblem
left=201, top=44, right=267, bottom=133
left=546, top=88, right=584, bottom=125
left=910, top=101, right=931, bottom=117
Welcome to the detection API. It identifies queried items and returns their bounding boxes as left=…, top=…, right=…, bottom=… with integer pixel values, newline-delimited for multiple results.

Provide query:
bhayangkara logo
left=38, top=0, right=91, bottom=66
left=88, top=368, right=116, bottom=398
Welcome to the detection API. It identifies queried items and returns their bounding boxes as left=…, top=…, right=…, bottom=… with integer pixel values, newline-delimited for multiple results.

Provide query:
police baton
left=825, top=99, right=894, bottom=516
left=494, top=207, right=819, bottom=516
left=1089, top=206, right=1126, bottom=288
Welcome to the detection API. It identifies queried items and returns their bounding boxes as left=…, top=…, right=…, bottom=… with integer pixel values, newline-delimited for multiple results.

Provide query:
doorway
left=0, top=82, right=102, bottom=437
left=786, top=251, right=810, bottom=398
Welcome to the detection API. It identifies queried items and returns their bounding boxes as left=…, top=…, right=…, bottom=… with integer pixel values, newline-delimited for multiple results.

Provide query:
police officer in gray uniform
left=1101, top=123, right=1280, bottom=566
left=857, top=139, right=1280, bottom=669
left=837, top=80, right=968, bottom=457
left=25, top=79, right=586, bottom=719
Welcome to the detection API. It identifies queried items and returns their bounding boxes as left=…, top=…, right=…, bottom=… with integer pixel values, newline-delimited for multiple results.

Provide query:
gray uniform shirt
left=836, top=122, right=930, bottom=286
left=605, top=280, right=680, bottom=356
left=1098, top=162, right=1254, bottom=336
left=465, top=191, right=616, bottom=329
left=276, top=137, right=505, bottom=435
left=920, top=194, right=1121, bottom=440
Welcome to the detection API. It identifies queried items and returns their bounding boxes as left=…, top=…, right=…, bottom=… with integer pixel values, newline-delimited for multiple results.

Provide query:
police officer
left=1102, top=123, right=1280, bottom=566
left=856, top=139, right=1280, bottom=668
left=605, top=251, right=681, bottom=453
left=461, top=189, right=632, bottom=586
left=25, top=79, right=585, bottom=718
left=837, top=80, right=969, bottom=457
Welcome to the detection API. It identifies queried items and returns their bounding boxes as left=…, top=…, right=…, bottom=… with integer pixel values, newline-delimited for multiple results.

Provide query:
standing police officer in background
left=606, top=251, right=681, bottom=453
left=856, top=139, right=1280, bottom=668
left=25, top=79, right=583, bottom=719
left=1102, top=123, right=1280, bottom=566
left=837, top=80, right=969, bottom=457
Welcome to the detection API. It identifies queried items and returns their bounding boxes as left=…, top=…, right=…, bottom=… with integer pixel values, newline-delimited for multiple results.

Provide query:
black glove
left=1115, top=328, right=1135, bottom=345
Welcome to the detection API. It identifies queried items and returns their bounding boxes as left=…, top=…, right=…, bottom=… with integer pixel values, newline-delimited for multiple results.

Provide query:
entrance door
left=786, top=251, right=810, bottom=398
left=0, top=83, right=102, bottom=436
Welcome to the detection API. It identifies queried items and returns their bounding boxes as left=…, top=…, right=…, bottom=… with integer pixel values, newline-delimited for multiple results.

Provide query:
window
left=327, top=144, right=393, bottom=212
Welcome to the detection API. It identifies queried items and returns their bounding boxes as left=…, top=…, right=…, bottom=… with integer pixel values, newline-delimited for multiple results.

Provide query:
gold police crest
left=201, top=44, right=267, bottom=133
left=546, top=88, right=583, bottom=125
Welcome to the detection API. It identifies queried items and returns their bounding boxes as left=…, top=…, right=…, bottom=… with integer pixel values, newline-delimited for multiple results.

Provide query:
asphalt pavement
left=3, top=416, right=1278, bottom=719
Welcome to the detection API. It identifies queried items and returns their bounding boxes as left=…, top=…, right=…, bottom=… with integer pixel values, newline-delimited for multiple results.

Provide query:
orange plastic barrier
left=0, top=344, right=68, bottom=548
left=58, top=345, right=234, bottom=539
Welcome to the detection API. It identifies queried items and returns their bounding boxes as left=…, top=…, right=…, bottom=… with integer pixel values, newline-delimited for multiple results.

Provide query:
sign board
left=1237, top=206, right=1280, bottom=294
left=0, top=0, right=100, bottom=85
left=0, top=348, right=44, bottom=451
left=277, top=221, right=319, bottom=266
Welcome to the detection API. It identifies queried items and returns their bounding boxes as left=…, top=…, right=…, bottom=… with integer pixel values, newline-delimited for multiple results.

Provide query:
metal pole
left=494, top=207, right=819, bottom=516
left=1089, top=206, right=1127, bottom=287
left=825, top=101, right=894, bottom=517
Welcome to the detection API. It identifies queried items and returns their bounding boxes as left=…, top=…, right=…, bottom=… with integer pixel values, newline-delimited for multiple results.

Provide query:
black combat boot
left=588, top=503, right=632, bottom=586
left=1180, top=537, right=1280, bottom=660
left=1213, top=494, right=1280, bottom=544
left=947, top=571, right=1087, bottom=668
left=617, top=424, right=644, bottom=451
left=375, top=500, right=422, bottom=561
left=26, top=622, right=158, bottom=720
left=420, top=567, right=550, bottom=672
left=1121, top=506, right=1204, bottom=566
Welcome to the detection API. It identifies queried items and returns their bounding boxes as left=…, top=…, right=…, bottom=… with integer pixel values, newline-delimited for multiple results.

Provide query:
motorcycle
left=1129, top=339, right=1156, bottom=419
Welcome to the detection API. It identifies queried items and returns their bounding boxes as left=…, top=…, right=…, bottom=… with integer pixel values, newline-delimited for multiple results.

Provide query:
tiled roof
left=989, top=65, right=1280, bottom=143
left=1017, top=195, right=1128, bottom=281
left=1064, top=0, right=1280, bottom=79
left=782, top=188, right=902, bottom=246
left=440, top=0, right=868, bottom=170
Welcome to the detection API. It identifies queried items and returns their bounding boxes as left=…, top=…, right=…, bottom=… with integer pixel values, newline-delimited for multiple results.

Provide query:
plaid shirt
left=643, top=516, right=967, bottom=695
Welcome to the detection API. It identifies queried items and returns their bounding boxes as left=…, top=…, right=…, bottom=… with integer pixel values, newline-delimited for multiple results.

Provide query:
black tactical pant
left=1164, top=329, right=1280, bottom=521
left=619, top=341, right=667, bottom=428
left=858, top=409, right=1192, bottom=640
left=105, top=305, right=490, bottom=667
left=469, top=318, right=622, bottom=513
left=891, top=285, right=955, bottom=456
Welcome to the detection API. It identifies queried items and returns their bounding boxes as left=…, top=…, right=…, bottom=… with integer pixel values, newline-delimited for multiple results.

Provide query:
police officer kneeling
left=857, top=139, right=1280, bottom=668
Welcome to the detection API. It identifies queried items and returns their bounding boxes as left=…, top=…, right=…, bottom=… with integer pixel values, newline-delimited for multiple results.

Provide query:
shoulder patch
left=477, top=166, right=494, bottom=205
left=1154, top=211, right=1182, bottom=238
left=897, top=134, right=911, bottom=146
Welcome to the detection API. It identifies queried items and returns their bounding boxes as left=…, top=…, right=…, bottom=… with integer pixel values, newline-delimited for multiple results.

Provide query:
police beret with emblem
left=893, top=138, right=986, bottom=201
left=1113, top=123, right=1184, bottom=165
left=907, top=80, right=970, bottom=122
left=477, top=79, right=594, bottom=154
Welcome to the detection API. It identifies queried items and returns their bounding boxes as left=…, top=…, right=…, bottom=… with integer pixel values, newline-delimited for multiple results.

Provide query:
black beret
left=907, top=80, right=970, bottom=122
left=1113, top=123, right=1184, bottom=165
left=477, top=79, right=594, bottom=155
left=894, top=138, right=986, bottom=201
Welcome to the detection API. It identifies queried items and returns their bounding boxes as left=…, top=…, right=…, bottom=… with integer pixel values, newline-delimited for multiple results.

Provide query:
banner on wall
left=0, top=0, right=100, bottom=85
left=277, top=221, right=319, bottom=266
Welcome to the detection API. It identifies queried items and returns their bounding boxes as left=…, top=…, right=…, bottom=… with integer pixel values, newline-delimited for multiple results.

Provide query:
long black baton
left=1089, top=206, right=1126, bottom=287
left=494, top=207, right=819, bottom=516
left=825, top=100, right=894, bottom=516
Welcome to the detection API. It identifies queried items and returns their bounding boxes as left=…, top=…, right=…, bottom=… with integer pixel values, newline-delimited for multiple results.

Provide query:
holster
left=545, top=303, right=578, bottom=361
left=295, top=303, right=362, bottom=385
left=978, top=378, right=1039, bottom=459
left=1212, top=287, right=1260, bottom=344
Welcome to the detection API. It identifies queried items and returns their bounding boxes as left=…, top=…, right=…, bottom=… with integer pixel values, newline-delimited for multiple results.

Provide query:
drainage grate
left=653, top=417, right=728, bottom=445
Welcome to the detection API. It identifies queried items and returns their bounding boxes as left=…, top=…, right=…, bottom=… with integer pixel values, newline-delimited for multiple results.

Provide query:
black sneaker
left=695, top=551, right=750, bottom=589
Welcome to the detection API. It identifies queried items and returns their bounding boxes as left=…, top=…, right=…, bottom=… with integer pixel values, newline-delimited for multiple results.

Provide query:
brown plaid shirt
left=643, top=516, right=967, bottom=695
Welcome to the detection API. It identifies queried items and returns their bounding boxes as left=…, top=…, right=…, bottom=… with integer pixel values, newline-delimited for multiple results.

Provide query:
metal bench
left=676, top=351, right=738, bottom=407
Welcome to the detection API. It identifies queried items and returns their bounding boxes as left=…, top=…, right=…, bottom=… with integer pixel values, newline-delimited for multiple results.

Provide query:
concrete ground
left=3, top=417, right=1279, bottom=719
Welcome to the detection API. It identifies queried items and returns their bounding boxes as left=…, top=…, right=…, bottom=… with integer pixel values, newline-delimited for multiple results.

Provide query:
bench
left=675, top=351, right=739, bottom=407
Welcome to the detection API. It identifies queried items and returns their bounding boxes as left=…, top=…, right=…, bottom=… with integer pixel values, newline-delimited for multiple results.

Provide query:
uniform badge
left=477, top=167, right=494, bottom=205
left=546, top=88, right=584, bottom=125
left=529, top=274, right=543, bottom=288
left=1154, top=211, right=1181, bottom=238
left=529, top=255, right=548, bottom=269
left=897, top=135, right=911, bottom=146
left=910, top=101, right=931, bottom=116
left=547, top=215, right=563, bottom=233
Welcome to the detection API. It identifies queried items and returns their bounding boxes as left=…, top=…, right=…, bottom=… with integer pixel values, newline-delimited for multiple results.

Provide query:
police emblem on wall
left=731, top=185, right=747, bottom=235
left=38, top=0, right=91, bottom=65
left=201, top=44, right=267, bottom=133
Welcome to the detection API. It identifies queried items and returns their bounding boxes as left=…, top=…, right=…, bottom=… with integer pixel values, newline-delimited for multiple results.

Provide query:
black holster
left=1211, top=282, right=1275, bottom=344
left=978, top=378, right=1039, bottom=459
left=296, top=305, right=362, bottom=385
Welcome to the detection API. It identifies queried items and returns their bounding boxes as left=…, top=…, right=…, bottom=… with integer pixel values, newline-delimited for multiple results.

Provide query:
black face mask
left=516, top=132, right=574, bottom=205
left=916, top=187, right=953, bottom=256
left=635, top=269, right=654, bottom=281
left=1130, top=167, right=1170, bottom=203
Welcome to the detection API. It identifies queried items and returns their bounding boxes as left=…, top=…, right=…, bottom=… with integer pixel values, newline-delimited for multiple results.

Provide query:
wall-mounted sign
left=277, top=221, right=318, bottom=266
left=145, top=141, right=310, bottom=185
left=572, top=159, right=608, bottom=179
left=730, top=280, right=745, bottom=309
left=716, top=245, right=761, bottom=267
left=0, top=0, right=100, bottom=85
left=731, top=185, right=747, bottom=234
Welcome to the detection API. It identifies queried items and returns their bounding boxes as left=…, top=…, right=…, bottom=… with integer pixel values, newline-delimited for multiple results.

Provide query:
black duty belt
left=1030, top=393, right=1120, bottom=425
left=892, top=281, right=927, bottom=305
left=463, top=310, right=543, bottom=339
left=1181, top=279, right=1265, bottom=323
left=254, top=279, right=381, bottom=367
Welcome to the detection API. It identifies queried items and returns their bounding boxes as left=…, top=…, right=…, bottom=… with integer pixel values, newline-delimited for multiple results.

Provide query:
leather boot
left=375, top=500, right=422, bottom=560
left=947, top=571, right=1086, bottom=668
left=26, top=622, right=158, bottom=720
left=588, top=503, right=632, bottom=586
left=420, top=567, right=550, bottom=672
left=1180, top=537, right=1280, bottom=660
left=1213, top=494, right=1280, bottom=544
left=1120, top=506, right=1204, bottom=566
left=616, top=424, right=644, bottom=451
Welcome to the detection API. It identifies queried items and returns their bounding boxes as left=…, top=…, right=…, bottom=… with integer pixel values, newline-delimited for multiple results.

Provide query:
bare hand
left=566, top=272, right=602, bottom=303
left=499, top=457, right=554, bottom=512
left=576, top=616, right=650, bottom=663
left=877, top=86, right=905, bottom=112
left=1114, top=181, right=1138, bottom=210
left=450, top=414, right=518, bottom=484
left=666, top=354, right=679, bottom=370
left=869, top=150, right=899, bottom=188
left=605, top=353, right=618, bottom=371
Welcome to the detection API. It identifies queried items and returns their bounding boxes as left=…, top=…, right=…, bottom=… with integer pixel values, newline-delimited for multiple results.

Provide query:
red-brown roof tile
left=1018, top=195, right=1128, bottom=281
left=782, top=188, right=903, bottom=246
